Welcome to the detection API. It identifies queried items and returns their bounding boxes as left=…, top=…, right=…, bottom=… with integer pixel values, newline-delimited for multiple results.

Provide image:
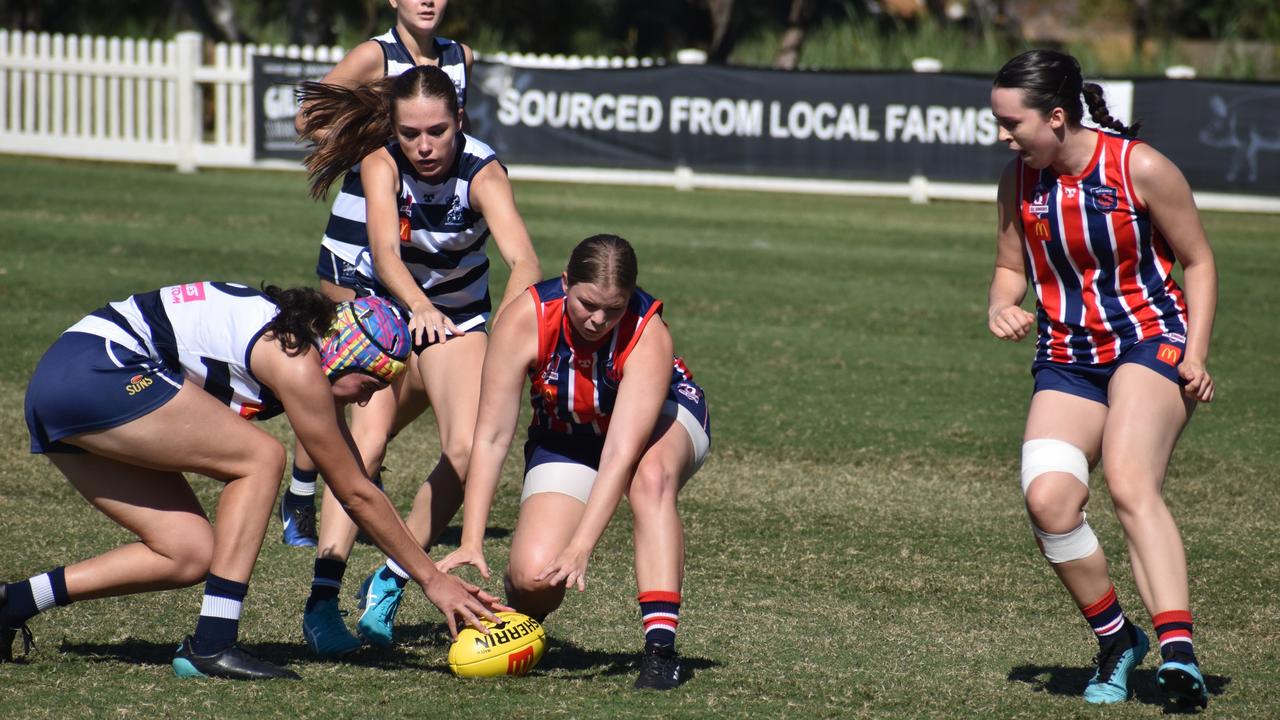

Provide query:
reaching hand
left=421, top=573, right=512, bottom=640
left=437, top=544, right=491, bottom=580
left=533, top=546, right=590, bottom=593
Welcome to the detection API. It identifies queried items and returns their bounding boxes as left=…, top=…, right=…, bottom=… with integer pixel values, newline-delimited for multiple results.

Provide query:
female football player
left=987, top=49, right=1216, bottom=709
left=2, top=284, right=506, bottom=679
left=280, top=0, right=473, bottom=545
left=291, top=64, right=540, bottom=655
left=438, top=234, right=712, bottom=691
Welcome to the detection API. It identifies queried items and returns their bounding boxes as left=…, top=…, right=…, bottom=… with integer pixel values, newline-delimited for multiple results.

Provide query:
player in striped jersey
left=293, top=0, right=470, bottom=141
left=438, top=235, right=711, bottom=691
left=292, top=65, right=540, bottom=654
left=988, top=50, right=1217, bottom=710
left=2, top=284, right=507, bottom=678
left=283, top=0, right=472, bottom=546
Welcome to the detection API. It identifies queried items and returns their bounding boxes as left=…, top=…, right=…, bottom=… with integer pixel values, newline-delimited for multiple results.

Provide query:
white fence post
left=174, top=31, right=202, bottom=172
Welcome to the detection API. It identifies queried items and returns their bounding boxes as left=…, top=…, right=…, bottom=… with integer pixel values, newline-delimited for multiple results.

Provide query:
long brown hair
left=297, top=65, right=460, bottom=200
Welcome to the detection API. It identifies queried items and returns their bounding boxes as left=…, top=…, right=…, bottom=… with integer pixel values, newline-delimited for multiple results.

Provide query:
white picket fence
left=2, top=29, right=1278, bottom=212
left=0, top=30, right=342, bottom=171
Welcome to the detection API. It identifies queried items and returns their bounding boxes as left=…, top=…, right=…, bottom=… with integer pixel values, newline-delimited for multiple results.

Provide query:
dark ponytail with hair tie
left=1082, top=83, right=1142, bottom=138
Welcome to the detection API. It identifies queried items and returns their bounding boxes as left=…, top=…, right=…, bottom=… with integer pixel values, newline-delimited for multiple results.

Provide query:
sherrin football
left=447, top=611, right=546, bottom=677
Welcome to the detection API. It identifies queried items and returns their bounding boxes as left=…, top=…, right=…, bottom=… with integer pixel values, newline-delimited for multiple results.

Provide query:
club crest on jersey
left=1089, top=186, right=1118, bottom=213
left=445, top=195, right=466, bottom=225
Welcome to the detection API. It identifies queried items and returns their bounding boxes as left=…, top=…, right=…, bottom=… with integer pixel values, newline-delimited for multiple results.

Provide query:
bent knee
left=627, top=463, right=679, bottom=510
left=151, top=526, right=214, bottom=586
left=1024, top=479, right=1088, bottom=533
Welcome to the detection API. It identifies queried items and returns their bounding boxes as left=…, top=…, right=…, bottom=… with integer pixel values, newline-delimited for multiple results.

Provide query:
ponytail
left=1082, top=82, right=1141, bottom=138
left=297, top=77, right=398, bottom=200
left=298, top=65, right=462, bottom=200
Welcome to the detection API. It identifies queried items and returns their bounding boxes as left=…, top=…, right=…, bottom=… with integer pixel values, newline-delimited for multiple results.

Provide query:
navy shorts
left=25, top=332, right=183, bottom=453
left=1032, top=335, right=1186, bottom=406
left=315, top=245, right=489, bottom=342
left=523, top=377, right=712, bottom=473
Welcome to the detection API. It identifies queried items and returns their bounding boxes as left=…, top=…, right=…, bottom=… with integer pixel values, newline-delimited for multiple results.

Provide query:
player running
left=987, top=50, right=1217, bottom=709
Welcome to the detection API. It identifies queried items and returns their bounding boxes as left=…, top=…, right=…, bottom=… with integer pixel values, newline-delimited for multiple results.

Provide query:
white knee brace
left=1021, top=439, right=1098, bottom=563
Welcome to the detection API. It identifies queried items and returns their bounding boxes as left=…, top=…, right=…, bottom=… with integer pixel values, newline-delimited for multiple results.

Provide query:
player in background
left=2, top=284, right=506, bottom=679
left=283, top=0, right=471, bottom=548
left=292, top=64, right=541, bottom=655
left=987, top=50, right=1217, bottom=709
left=281, top=0, right=473, bottom=547
left=438, top=235, right=711, bottom=691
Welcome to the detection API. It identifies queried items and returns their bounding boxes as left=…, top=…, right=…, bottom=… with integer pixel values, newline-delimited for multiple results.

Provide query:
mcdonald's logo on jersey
left=1156, top=344, right=1182, bottom=366
left=1034, top=221, right=1050, bottom=240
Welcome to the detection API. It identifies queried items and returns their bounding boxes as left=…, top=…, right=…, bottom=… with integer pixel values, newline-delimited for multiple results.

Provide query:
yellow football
left=447, top=611, right=546, bottom=678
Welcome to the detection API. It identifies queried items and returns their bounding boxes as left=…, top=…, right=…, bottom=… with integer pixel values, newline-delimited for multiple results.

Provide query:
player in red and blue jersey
left=438, top=235, right=711, bottom=691
left=1, top=285, right=505, bottom=678
left=988, top=50, right=1217, bottom=710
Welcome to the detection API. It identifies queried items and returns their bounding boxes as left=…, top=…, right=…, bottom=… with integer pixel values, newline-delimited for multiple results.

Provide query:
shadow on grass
left=356, top=524, right=510, bottom=548
left=1008, top=664, right=1229, bottom=714
left=58, top=626, right=721, bottom=683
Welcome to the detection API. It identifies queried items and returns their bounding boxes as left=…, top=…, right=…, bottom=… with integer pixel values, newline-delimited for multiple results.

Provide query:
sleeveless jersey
left=63, top=282, right=285, bottom=420
left=526, top=278, right=695, bottom=441
left=321, top=135, right=500, bottom=317
left=371, top=28, right=467, bottom=106
left=1016, top=130, right=1187, bottom=365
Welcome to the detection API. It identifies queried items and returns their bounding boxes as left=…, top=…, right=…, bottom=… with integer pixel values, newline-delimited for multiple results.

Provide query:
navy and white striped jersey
left=63, top=282, right=285, bottom=420
left=320, top=135, right=501, bottom=318
left=372, top=27, right=467, bottom=107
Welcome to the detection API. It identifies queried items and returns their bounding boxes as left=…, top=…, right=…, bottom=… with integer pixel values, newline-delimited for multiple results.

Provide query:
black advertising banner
left=252, top=56, right=335, bottom=161
left=1133, top=79, right=1280, bottom=195
left=465, top=62, right=1012, bottom=183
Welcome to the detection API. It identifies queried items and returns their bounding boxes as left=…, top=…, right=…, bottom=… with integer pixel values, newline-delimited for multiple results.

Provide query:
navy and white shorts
left=521, top=379, right=711, bottom=503
left=315, top=244, right=489, bottom=348
left=25, top=332, right=183, bottom=453
left=1032, top=335, right=1187, bottom=406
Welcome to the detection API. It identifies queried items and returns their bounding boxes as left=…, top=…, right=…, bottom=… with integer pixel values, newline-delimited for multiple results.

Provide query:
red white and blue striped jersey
left=1016, top=130, right=1187, bottom=365
left=526, top=278, right=695, bottom=441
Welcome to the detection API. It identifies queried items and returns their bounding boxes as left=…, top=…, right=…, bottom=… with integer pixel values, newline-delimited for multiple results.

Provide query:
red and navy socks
left=1153, top=609, right=1198, bottom=665
left=1081, top=584, right=1136, bottom=649
left=638, top=590, right=680, bottom=650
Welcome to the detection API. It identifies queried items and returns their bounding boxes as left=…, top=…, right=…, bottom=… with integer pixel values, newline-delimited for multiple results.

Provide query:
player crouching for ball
left=438, top=235, right=711, bottom=690
left=2, top=282, right=508, bottom=679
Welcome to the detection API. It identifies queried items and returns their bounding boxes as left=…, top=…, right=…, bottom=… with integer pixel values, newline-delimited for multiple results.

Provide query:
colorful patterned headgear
left=320, top=297, right=412, bottom=383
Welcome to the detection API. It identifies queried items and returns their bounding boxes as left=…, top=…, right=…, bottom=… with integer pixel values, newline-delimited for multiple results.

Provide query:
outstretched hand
left=437, top=544, right=491, bottom=580
left=533, top=546, right=590, bottom=593
left=421, top=573, right=512, bottom=640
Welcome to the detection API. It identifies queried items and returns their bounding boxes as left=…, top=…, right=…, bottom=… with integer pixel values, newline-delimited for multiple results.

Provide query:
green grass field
left=0, top=154, right=1277, bottom=718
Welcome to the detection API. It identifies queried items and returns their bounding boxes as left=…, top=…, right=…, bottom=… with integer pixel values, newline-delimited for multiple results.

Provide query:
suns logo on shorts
left=239, top=403, right=263, bottom=419
left=125, top=373, right=154, bottom=396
